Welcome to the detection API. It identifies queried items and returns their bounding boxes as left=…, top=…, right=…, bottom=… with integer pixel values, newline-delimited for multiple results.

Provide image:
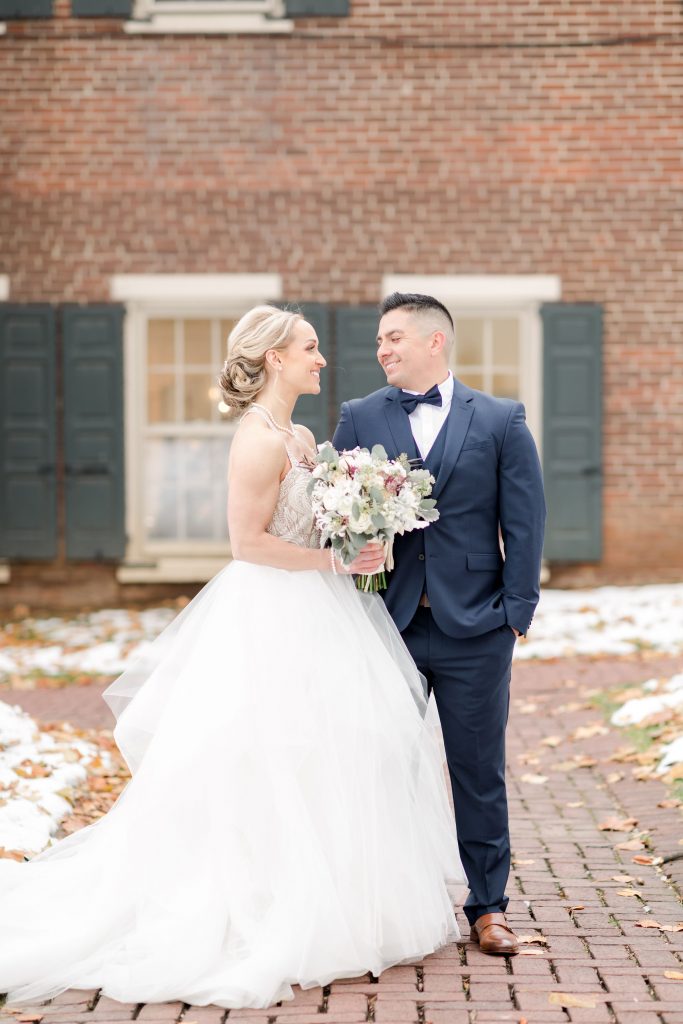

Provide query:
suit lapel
left=431, top=381, right=475, bottom=500
left=383, top=391, right=420, bottom=462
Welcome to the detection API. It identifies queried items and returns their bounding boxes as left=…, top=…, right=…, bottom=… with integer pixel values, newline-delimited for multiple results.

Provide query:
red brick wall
left=1, top=0, right=682, bottom=594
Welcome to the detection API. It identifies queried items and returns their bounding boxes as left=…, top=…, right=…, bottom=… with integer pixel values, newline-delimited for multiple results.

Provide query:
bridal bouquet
left=308, top=443, right=439, bottom=591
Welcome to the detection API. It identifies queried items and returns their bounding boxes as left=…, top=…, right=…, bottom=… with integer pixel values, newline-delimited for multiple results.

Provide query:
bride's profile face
left=277, top=320, right=326, bottom=396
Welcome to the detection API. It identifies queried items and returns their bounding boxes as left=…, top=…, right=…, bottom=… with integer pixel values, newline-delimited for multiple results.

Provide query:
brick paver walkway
left=2, top=652, right=683, bottom=1024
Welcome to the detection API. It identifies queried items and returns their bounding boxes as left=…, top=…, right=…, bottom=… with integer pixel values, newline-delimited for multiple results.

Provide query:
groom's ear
left=429, top=330, right=448, bottom=357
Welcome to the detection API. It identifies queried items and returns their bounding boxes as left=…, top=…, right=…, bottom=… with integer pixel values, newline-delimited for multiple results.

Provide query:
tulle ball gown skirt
left=0, top=563, right=465, bottom=1010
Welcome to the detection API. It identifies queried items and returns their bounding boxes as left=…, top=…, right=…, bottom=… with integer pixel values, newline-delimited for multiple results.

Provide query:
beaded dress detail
left=245, top=406, right=321, bottom=550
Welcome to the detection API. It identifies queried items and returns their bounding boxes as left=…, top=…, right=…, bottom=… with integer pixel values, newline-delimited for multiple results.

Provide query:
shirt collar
left=402, top=370, right=454, bottom=404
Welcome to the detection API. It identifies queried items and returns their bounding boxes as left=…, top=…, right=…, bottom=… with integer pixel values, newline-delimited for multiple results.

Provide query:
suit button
left=418, top=554, right=425, bottom=561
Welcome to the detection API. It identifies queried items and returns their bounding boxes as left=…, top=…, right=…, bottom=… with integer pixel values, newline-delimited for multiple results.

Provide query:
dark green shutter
left=71, top=0, right=132, bottom=14
left=0, top=305, right=58, bottom=560
left=286, top=303, right=332, bottom=443
left=63, top=305, right=125, bottom=560
left=284, top=0, right=349, bottom=15
left=541, top=303, right=602, bottom=562
left=335, top=306, right=385, bottom=407
left=0, top=1, right=52, bottom=16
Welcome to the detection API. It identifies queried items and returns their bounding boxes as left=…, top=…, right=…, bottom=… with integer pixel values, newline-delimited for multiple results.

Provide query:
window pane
left=455, top=318, right=483, bottom=365
left=220, top=319, right=236, bottom=357
left=184, top=319, right=212, bottom=366
left=492, top=372, right=519, bottom=399
left=148, top=319, right=175, bottom=366
left=184, top=372, right=214, bottom=423
left=148, top=371, right=176, bottom=423
left=492, top=318, right=519, bottom=365
left=459, top=371, right=484, bottom=391
left=144, top=438, right=179, bottom=540
left=145, top=437, right=229, bottom=543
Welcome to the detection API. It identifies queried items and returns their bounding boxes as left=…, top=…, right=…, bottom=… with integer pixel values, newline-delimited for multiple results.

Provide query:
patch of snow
left=611, top=689, right=683, bottom=726
left=516, top=583, right=683, bottom=660
left=658, top=736, right=683, bottom=773
left=0, top=701, right=107, bottom=855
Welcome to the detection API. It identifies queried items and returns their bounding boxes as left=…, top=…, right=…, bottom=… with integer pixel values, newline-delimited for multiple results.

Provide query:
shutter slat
left=284, top=1, right=349, bottom=15
left=335, top=306, right=385, bottom=408
left=0, top=1, right=52, bottom=16
left=0, top=305, right=58, bottom=560
left=285, top=303, right=332, bottom=443
left=63, top=305, right=126, bottom=561
left=541, top=303, right=603, bottom=562
left=71, top=0, right=132, bottom=14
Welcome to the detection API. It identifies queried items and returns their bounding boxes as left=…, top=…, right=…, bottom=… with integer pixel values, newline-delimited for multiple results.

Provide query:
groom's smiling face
left=377, top=308, right=447, bottom=393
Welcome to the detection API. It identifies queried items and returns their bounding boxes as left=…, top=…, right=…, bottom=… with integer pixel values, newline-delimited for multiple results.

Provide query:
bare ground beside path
left=2, top=652, right=683, bottom=1024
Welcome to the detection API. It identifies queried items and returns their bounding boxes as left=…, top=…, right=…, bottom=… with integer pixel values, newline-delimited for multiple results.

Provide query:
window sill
left=124, top=13, right=292, bottom=33
left=117, top=556, right=231, bottom=583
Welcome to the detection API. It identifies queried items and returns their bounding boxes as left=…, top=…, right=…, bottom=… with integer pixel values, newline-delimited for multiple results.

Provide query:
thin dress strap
left=244, top=405, right=300, bottom=469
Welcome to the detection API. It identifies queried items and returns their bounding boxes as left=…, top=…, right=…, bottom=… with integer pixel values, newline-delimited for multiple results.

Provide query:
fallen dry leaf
left=518, top=934, right=549, bottom=946
left=540, top=735, right=563, bottom=748
left=17, top=1016, right=44, bottom=1023
left=521, top=773, right=548, bottom=785
left=662, top=764, right=683, bottom=784
left=0, top=847, right=27, bottom=862
left=632, top=855, right=663, bottom=866
left=566, top=801, right=585, bottom=808
left=615, top=838, right=646, bottom=851
left=549, top=993, right=597, bottom=1009
left=572, top=723, right=609, bottom=740
left=664, top=971, right=683, bottom=981
left=606, top=771, right=624, bottom=784
left=599, top=816, right=638, bottom=832
left=617, top=889, right=642, bottom=898
left=567, top=904, right=585, bottom=914
left=658, top=798, right=682, bottom=809
left=635, top=919, right=662, bottom=929
left=518, top=947, right=545, bottom=956
left=612, top=874, right=635, bottom=883
left=513, top=858, right=536, bottom=866
left=635, top=919, right=683, bottom=932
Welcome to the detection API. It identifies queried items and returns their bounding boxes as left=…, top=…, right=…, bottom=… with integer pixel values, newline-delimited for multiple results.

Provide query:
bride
left=0, top=305, right=465, bottom=1011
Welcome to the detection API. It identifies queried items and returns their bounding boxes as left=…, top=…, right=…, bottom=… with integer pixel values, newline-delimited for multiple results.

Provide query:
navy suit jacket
left=332, top=379, right=546, bottom=638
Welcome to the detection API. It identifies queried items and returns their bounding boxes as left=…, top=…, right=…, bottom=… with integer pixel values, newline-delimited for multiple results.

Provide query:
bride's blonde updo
left=217, top=305, right=304, bottom=413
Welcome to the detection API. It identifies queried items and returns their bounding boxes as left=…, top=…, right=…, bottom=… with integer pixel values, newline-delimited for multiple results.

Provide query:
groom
left=333, top=293, right=546, bottom=956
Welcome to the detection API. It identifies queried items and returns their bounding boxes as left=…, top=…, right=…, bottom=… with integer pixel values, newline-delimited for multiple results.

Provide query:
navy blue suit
left=333, top=378, right=546, bottom=925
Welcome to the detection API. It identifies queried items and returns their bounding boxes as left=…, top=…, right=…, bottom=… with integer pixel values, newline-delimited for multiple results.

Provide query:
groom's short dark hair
left=379, top=292, right=454, bottom=332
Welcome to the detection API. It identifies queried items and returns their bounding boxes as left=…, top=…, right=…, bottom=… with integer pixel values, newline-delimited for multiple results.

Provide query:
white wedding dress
left=0, top=419, right=465, bottom=1011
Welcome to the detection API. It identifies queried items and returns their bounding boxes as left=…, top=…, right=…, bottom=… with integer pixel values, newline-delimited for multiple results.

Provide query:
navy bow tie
left=398, top=384, right=443, bottom=415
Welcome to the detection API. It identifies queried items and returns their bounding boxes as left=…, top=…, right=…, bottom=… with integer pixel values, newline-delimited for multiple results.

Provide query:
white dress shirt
left=402, top=371, right=454, bottom=460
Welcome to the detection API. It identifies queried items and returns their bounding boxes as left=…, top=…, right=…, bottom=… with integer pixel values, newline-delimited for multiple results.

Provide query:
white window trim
left=0, top=278, right=8, bottom=578
left=125, top=0, right=293, bottom=34
left=381, top=274, right=562, bottom=450
left=112, top=273, right=282, bottom=584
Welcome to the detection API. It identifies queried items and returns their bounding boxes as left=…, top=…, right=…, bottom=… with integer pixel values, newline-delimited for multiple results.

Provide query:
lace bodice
left=245, top=406, right=321, bottom=549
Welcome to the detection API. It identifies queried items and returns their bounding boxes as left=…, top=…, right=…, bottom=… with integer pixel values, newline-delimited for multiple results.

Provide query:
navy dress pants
left=401, top=606, right=515, bottom=927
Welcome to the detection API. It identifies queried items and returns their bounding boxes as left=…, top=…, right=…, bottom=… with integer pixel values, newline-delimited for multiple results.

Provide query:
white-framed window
left=126, top=0, right=293, bottom=34
left=381, top=275, right=562, bottom=450
left=111, top=273, right=282, bottom=582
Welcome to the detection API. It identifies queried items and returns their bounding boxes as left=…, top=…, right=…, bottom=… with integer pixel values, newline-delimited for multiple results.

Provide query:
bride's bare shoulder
left=230, top=412, right=285, bottom=472
left=293, top=423, right=317, bottom=450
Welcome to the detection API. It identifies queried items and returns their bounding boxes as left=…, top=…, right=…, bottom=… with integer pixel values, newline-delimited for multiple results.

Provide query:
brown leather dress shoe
left=469, top=913, right=519, bottom=956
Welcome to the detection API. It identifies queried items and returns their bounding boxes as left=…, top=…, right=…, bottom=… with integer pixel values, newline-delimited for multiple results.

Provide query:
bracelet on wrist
left=329, top=547, right=338, bottom=575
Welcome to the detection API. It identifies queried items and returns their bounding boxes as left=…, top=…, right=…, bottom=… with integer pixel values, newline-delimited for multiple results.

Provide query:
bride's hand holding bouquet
left=308, top=443, right=439, bottom=592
